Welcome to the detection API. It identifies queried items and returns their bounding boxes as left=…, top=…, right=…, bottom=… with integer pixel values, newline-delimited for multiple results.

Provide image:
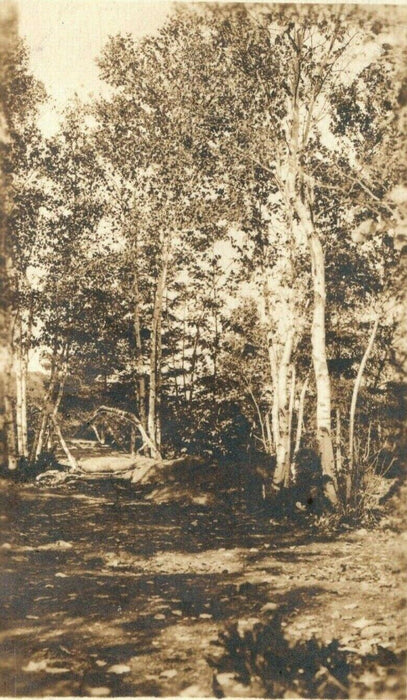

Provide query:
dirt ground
left=0, top=476, right=405, bottom=698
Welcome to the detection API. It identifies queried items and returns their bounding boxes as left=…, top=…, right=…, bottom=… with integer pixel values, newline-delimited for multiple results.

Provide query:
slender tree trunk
left=15, top=340, right=23, bottom=457
left=335, top=407, right=342, bottom=474
left=4, top=311, right=17, bottom=470
left=269, top=349, right=280, bottom=455
left=14, top=331, right=29, bottom=459
left=147, top=238, right=169, bottom=451
left=34, top=411, right=50, bottom=461
left=349, top=316, right=380, bottom=472
left=188, top=322, right=202, bottom=404
left=130, top=425, right=136, bottom=456
left=181, top=304, right=188, bottom=401
left=263, top=280, right=279, bottom=455
left=50, top=415, right=78, bottom=471
left=264, top=301, right=294, bottom=486
left=91, top=423, right=103, bottom=445
left=287, top=364, right=296, bottom=474
left=4, top=341, right=17, bottom=469
left=213, top=287, right=219, bottom=419
left=267, top=57, right=299, bottom=490
left=52, top=356, right=69, bottom=421
left=300, top=207, right=338, bottom=503
left=294, top=375, right=309, bottom=456
left=0, top=10, right=17, bottom=469
left=31, top=341, right=66, bottom=462
left=20, top=303, right=33, bottom=459
left=4, top=395, right=17, bottom=469
left=31, top=349, right=56, bottom=462
left=155, top=304, right=163, bottom=451
left=310, top=232, right=337, bottom=503
left=132, top=246, right=147, bottom=430
left=292, top=375, right=309, bottom=481
left=248, top=385, right=268, bottom=452
left=273, top=332, right=295, bottom=489
left=21, top=349, right=28, bottom=457
left=265, top=413, right=273, bottom=454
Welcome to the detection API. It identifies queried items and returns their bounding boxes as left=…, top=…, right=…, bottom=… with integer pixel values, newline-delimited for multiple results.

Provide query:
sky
left=17, top=0, right=407, bottom=132
left=14, top=0, right=407, bottom=371
left=17, top=0, right=172, bottom=132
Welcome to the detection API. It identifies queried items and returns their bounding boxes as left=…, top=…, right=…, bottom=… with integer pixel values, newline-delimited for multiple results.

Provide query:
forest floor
left=0, top=474, right=405, bottom=698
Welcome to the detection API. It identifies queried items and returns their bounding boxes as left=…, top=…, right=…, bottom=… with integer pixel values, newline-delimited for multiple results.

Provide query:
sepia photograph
left=0, top=0, right=406, bottom=697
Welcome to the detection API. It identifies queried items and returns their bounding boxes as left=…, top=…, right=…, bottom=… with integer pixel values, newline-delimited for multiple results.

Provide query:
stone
left=261, top=602, right=279, bottom=613
left=107, top=664, right=130, bottom=674
left=160, top=669, right=178, bottom=679
left=88, top=687, right=111, bottom=697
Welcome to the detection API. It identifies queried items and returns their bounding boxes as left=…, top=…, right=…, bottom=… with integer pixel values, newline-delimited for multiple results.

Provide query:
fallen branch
left=89, top=406, right=161, bottom=460
left=50, top=415, right=79, bottom=471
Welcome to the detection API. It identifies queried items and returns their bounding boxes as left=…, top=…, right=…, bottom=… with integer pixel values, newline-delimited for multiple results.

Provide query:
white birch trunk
left=273, top=332, right=295, bottom=489
left=349, top=317, right=380, bottom=471
left=21, top=352, right=28, bottom=457
left=292, top=375, right=309, bottom=481
left=335, top=408, right=342, bottom=474
left=148, top=238, right=169, bottom=452
left=296, top=199, right=337, bottom=504
left=15, top=345, right=23, bottom=457
left=132, top=247, right=147, bottom=431
left=288, top=364, right=296, bottom=462
left=4, top=341, right=17, bottom=469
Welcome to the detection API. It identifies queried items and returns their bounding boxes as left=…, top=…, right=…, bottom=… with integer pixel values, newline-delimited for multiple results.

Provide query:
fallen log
left=78, top=454, right=158, bottom=476
left=37, top=451, right=208, bottom=493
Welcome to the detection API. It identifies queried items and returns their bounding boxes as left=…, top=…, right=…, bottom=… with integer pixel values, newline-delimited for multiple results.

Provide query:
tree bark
left=310, top=232, right=337, bottom=503
left=15, top=338, right=23, bottom=457
left=50, top=415, right=78, bottom=471
left=335, top=407, right=342, bottom=474
left=295, top=200, right=337, bottom=504
left=263, top=276, right=295, bottom=487
left=132, top=236, right=147, bottom=431
left=287, top=364, right=296, bottom=473
left=273, top=331, right=295, bottom=489
left=147, top=237, right=169, bottom=452
left=265, top=413, right=273, bottom=454
left=4, top=347, right=17, bottom=469
left=31, top=342, right=68, bottom=462
left=0, top=6, right=17, bottom=470
left=20, top=348, right=28, bottom=457
left=292, top=375, right=309, bottom=482
left=263, top=279, right=279, bottom=455
left=188, top=321, right=202, bottom=404
left=130, top=425, right=136, bottom=455
left=349, top=316, right=380, bottom=472
left=3, top=310, right=17, bottom=469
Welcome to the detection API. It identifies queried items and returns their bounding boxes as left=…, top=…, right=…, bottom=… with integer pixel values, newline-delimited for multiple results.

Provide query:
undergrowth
left=208, top=615, right=405, bottom=699
left=0, top=451, right=65, bottom=483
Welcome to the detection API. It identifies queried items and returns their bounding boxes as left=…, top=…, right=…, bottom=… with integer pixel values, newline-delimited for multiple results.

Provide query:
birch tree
left=0, top=27, right=46, bottom=468
left=30, top=106, right=107, bottom=461
left=159, top=4, right=403, bottom=503
left=95, top=27, right=231, bottom=456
